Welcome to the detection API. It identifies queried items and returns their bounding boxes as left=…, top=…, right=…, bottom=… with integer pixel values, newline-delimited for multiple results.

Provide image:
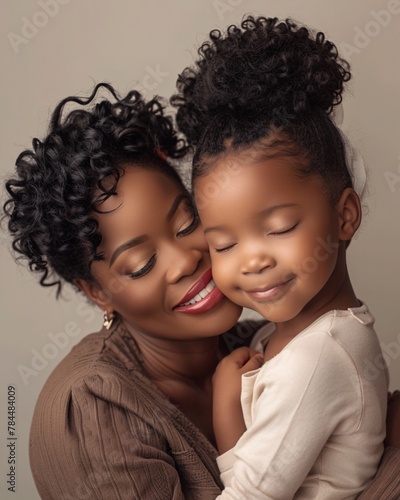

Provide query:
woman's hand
left=386, top=390, right=400, bottom=448
left=212, top=347, right=264, bottom=454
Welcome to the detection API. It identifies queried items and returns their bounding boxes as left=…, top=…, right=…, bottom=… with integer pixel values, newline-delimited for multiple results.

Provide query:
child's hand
left=212, top=347, right=264, bottom=454
left=213, top=347, right=264, bottom=401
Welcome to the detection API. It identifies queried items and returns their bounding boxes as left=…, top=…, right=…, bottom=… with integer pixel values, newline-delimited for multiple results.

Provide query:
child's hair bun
left=173, top=16, right=351, bottom=146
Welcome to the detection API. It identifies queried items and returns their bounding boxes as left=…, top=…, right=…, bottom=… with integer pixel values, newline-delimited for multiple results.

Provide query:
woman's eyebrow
left=109, top=235, right=149, bottom=268
left=109, top=194, right=187, bottom=267
left=166, top=193, right=187, bottom=221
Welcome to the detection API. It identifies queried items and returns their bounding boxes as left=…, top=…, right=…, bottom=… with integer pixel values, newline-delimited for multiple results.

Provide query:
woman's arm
left=31, top=395, right=188, bottom=500
left=30, top=369, right=217, bottom=500
left=386, top=391, right=400, bottom=448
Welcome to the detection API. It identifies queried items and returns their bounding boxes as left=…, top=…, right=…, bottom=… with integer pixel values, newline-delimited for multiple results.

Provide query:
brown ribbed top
left=29, top=319, right=240, bottom=499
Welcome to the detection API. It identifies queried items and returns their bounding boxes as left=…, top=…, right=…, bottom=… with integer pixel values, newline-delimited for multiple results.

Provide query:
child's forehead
left=211, top=148, right=307, bottom=180
left=195, top=156, right=313, bottom=207
left=220, top=133, right=309, bottom=168
left=195, top=158, right=330, bottom=234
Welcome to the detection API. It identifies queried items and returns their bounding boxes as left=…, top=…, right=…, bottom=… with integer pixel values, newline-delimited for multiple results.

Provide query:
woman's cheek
left=113, top=282, right=158, bottom=317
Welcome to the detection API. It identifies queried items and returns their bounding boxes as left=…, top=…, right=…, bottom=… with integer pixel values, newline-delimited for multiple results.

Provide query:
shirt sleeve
left=31, top=372, right=188, bottom=500
left=216, top=330, right=362, bottom=499
left=72, top=382, right=186, bottom=499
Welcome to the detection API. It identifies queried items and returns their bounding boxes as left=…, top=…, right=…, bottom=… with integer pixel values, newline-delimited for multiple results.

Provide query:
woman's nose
left=165, top=242, right=203, bottom=284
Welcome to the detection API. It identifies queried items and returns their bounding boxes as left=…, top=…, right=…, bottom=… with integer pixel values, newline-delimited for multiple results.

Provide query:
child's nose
left=240, top=244, right=275, bottom=275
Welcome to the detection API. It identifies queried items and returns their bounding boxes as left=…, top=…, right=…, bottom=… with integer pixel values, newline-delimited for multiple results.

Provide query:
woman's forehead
left=95, top=166, right=181, bottom=209
left=94, top=167, right=185, bottom=242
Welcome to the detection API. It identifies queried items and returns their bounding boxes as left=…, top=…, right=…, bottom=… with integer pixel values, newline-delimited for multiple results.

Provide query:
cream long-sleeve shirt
left=217, top=303, right=388, bottom=499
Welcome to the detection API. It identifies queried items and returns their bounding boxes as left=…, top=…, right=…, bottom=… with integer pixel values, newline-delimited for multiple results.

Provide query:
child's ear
left=74, top=279, right=112, bottom=311
left=337, top=188, right=362, bottom=241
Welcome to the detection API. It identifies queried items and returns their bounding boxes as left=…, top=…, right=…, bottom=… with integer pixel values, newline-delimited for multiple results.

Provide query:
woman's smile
left=174, top=269, right=224, bottom=314
left=91, top=166, right=242, bottom=339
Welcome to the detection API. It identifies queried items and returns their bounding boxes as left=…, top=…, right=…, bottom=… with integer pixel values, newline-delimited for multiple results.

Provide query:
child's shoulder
left=298, top=301, right=376, bottom=345
left=288, top=302, right=384, bottom=381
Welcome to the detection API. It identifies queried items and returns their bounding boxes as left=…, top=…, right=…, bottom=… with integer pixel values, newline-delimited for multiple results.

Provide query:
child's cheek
left=211, top=255, right=234, bottom=297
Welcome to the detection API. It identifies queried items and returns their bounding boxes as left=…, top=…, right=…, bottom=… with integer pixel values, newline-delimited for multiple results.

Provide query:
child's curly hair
left=3, top=83, right=187, bottom=296
left=172, top=16, right=353, bottom=203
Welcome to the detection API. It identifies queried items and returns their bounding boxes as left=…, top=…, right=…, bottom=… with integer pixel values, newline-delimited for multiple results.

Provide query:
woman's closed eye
left=177, top=209, right=199, bottom=237
left=125, top=207, right=199, bottom=279
left=127, top=254, right=157, bottom=279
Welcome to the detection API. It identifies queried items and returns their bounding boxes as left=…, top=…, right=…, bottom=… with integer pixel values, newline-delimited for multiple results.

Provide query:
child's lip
left=246, top=277, right=294, bottom=301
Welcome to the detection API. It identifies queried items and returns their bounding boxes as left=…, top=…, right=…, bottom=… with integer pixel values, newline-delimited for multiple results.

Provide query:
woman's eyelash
left=125, top=203, right=198, bottom=279
left=177, top=210, right=199, bottom=237
left=128, top=254, right=156, bottom=279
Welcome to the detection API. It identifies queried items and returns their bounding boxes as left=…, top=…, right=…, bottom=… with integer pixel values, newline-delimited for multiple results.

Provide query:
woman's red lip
left=176, top=268, right=212, bottom=306
left=174, top=287, right=224, bottom=314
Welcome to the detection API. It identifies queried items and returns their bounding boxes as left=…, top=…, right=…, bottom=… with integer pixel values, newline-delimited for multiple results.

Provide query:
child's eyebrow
left=259, top=203, right=298, bottom=217
left=204, top=203, right=298, bottom=234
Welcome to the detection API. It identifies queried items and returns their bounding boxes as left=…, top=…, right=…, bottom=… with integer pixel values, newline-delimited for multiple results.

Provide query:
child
left=173, top=17, right=388, bottom=499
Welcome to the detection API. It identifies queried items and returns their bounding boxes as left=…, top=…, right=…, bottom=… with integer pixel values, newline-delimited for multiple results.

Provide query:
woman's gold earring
left=103, top=311, right=114, bottom=330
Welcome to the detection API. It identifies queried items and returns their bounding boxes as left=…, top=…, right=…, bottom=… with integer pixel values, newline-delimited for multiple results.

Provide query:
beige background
left=1, top=0, right=399, bottom=498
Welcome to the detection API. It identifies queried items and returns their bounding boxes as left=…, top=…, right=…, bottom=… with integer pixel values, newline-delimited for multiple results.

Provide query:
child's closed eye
left=268, top=223, right=299, bottom=236
left=214, top=243, right=236, bottom=253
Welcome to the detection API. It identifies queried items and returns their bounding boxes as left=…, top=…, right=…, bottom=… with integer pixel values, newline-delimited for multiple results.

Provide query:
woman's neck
left=127, top=330, right=221, bottom=384
left=125, top=327, right=220, bottom=444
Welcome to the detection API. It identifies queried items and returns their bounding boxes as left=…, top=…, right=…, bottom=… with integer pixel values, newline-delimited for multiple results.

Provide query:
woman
left=4, top=81, right=399, bottom=500
left=4, top=82, right=259, bottom=499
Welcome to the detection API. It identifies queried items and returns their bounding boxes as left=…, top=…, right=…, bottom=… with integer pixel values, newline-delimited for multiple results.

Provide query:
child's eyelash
left=269, top=223, right=298, bottom=236
left=214, top=244, right=235, bottom=253
left=213, top=223, right=298, bottom=253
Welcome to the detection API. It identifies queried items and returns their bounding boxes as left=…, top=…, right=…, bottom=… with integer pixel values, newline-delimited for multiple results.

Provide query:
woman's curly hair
left=172, top=16, right=353, bottom=202
left=3, top=83, right=187, bottom=296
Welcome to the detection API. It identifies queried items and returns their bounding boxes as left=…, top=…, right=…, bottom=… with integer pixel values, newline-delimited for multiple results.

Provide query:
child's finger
left=228, top=347, right=257, bottom=365
left=242, top=354, right=265, bottom=373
